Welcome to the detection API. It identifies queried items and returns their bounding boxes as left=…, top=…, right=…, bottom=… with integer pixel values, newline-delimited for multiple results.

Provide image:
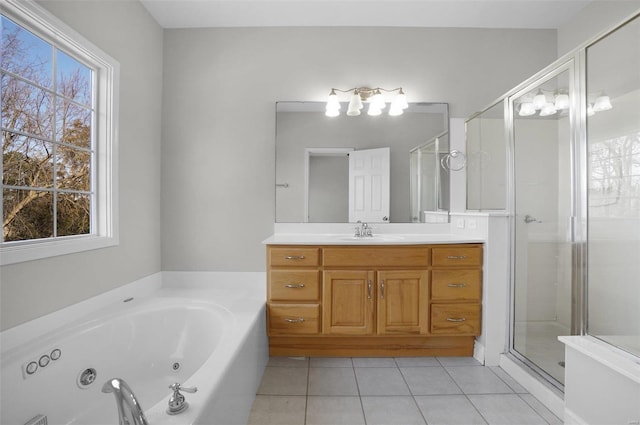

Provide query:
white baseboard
left=474, top=340, right=486, bottom=364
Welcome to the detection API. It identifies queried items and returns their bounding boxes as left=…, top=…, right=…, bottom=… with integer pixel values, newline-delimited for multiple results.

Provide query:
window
left=1, top=0, right=119, bottom=265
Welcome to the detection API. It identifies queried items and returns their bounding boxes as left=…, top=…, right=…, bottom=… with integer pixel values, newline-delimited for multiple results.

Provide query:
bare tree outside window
left=2, top=15, right=94, bottom=242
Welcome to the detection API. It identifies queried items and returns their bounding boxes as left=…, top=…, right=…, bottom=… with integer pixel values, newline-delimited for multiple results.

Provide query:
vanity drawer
left=432, top=246, right=482, bottom=267
left=269, top=270, right=320, bottom=301
left=268, top=304, right=320, bottom=335
left=430, top=304, right=481, bottom=335
left=431, top=270, right=482, bottom=301
left=323, top=246, right=430, bottom=267
left=269, top=247, right=320, bottom=267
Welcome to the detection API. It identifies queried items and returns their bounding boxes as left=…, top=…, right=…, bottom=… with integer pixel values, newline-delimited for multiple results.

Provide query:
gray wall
left=557, top=1, right=640, bottom=56
left=161, top=26, right=558, bottom=271
left=0, top=1, right=164, bottom=330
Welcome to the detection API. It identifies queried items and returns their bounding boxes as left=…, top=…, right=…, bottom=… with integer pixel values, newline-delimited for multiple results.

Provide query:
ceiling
left=140, top=0, right=593, bottom=29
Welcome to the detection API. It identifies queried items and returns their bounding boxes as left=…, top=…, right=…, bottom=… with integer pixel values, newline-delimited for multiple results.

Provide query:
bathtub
left=0, top=272, right=268, bottom=425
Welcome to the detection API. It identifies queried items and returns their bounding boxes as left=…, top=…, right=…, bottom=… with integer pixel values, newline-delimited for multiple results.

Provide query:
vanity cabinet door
left=377, top=270, right=429, bottom=335
left=323, top=270, right=375, bottom=335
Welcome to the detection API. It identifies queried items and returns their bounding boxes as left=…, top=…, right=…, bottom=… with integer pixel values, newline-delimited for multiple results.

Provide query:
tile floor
left=248, top=356, right=563, bottom=425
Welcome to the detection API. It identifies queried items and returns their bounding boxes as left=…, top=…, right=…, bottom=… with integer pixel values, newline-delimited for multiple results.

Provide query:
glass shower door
left=511, top=64, right=576, bottom=386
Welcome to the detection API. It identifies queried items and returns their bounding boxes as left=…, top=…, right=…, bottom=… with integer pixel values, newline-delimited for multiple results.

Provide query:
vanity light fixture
left=325, top=87, right=408, bottom=117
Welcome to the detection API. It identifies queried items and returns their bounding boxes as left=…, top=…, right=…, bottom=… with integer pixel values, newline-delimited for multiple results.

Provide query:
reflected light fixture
left=519, top=102, right=536, bottom=116
left=554, top=93, right=570, bottom=110
left=325, top=87, right=408, bottom=117
left=539, top=103, right=557, bottom=117
left=533, top=90, right=548, bottom=110
left=517, top=89, right=613, bottom=117
left=593, top=94, right=613, bottom=112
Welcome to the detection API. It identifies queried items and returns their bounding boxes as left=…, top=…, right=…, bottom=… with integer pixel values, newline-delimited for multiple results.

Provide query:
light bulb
left=367, top=104, right=382, bottom=116
left=388, top=105, right=403, bottom=116
left=326, top=89, right=340, bottom=111
left=533, top=91, right=547, bottom=110
left=370, top=89, right=386, bottom=110
left=554, top=93, right=569, bottom=110
left=593, top=95, right=612, bottom=112
left=347, top=92, right=363, bottom=116
left=539, top=103, right=557, bottom=117
left=325, top=107, right=340, bottom=117
left=519, top=102, right=536, bottom=116
left=391, top=89, right=408, bottom=110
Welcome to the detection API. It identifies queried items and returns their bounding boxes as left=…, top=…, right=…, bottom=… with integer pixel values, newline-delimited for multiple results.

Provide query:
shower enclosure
left=466, top=11, right=639, bottom=389
left=510, top=62, right=577, bottom=386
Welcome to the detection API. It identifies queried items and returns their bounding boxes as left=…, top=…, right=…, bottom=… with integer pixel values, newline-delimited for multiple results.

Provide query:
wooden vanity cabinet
left=266, top=243, right=482, bottom=357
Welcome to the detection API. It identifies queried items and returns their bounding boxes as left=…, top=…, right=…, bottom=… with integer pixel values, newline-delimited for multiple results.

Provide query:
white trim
left=563, top=408, right=588, bottom=425
left=499, top=354, right=565, bottom=419
left=0, top=0, right=120, bottom=265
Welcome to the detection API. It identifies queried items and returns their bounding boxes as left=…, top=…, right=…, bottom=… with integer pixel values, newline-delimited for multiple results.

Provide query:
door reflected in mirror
left=275, top=102, right=449, bottom=223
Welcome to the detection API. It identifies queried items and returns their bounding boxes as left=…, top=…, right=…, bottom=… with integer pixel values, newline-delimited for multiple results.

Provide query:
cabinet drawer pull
left=380, top=279, right=385, bottom=299
left=367, top=280, right=372, bottom=299
left=446, top=317, right=467, bottom=322
left=284, top=283, right=305, bottom=288
left=284, top=255, right=306, bottom=260
left=284, top=318, right=305, bottom=323
left=447, top=283, right=467, bottom=288
left=447, top=255, right=467, bottom=260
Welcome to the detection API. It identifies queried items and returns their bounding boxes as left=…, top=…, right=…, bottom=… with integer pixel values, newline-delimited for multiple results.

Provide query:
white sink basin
left=335, top=235, right=405, bottom=242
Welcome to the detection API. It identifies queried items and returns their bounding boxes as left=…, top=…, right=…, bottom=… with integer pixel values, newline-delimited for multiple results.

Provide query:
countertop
left=262, top=233, right=485, bottom=245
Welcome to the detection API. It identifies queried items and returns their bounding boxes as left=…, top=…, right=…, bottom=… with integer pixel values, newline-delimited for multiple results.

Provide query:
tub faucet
left=167, top=382, right=198, bottom=415
left=102, top=378, right=149, bottom=425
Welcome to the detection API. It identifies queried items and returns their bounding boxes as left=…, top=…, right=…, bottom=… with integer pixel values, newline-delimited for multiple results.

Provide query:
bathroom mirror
left=275, top=102, right=449, bottom=223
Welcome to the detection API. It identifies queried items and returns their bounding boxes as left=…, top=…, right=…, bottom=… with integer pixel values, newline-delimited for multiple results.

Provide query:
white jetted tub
left=0, top=272, right=268, bottom=425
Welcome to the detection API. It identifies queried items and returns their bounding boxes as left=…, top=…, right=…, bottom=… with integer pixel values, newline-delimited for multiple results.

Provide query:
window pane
left=1, top=16, right=53, bottom=88
left=56, top=50, right=91, bottom=106
left=56, top=145, right=90, bottom=191
left=2, top=132, right=54, bottom=188
left=57, top=192, right=90, bottom=237
left=2, top=188, right=53, bottom=241
left=56, top=97, right=91, bottom=148
left=1, top=75, right=53, bottom=139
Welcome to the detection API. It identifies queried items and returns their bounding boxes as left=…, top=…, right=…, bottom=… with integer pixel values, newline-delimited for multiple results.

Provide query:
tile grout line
left=395, top=357, right=430, bottom=425
left=351, top=358, right=369, bottom=425
left=439, top=359, right=491, bottom=425
left=304, top=357, right=310, bottom=425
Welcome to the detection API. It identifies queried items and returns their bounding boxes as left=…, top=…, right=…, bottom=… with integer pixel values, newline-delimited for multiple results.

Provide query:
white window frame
left=0, top=0, right=119, bottom=265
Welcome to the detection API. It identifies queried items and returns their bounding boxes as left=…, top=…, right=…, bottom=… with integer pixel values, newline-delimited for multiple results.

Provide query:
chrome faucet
left=167, top=382, right=198, bottom=415
left=102, top=378, right=149, bottom=425
left=354, top=221, right=373, bottom=237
